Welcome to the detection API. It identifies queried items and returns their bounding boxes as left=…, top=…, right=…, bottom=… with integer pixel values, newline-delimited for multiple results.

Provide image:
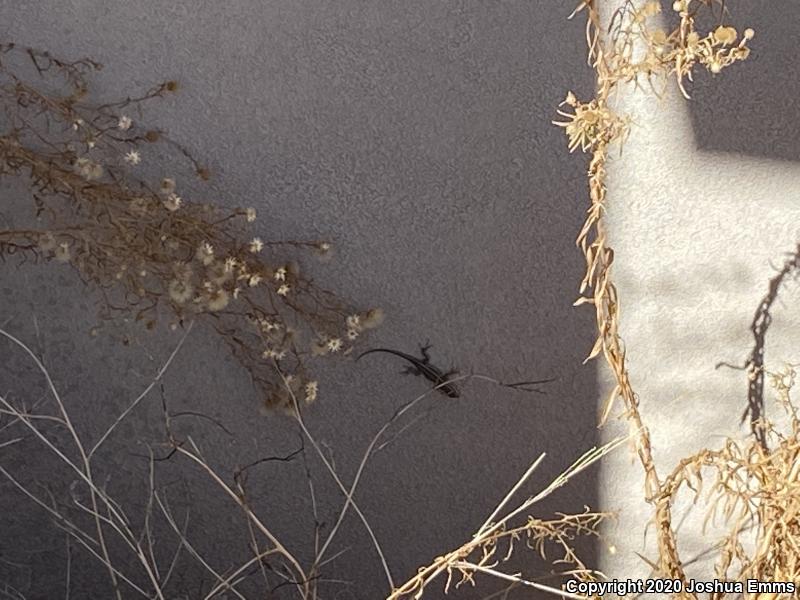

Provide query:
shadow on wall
left=715, top=244, right=800, bottom=450
left=685, top=0, right=800, bottom=439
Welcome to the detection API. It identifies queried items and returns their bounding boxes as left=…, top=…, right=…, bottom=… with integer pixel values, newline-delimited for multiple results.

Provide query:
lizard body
left=356, top=345, right=461, bottom=398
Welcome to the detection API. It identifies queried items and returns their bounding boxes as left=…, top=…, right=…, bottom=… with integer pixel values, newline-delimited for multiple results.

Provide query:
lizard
left=356, top=343, right=462, bottom=398
left=357, top=343, right=558, bottom=398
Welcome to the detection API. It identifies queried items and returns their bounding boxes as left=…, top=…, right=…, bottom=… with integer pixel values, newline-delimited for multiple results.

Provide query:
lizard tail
left=355, top=348, right=387, bottom=361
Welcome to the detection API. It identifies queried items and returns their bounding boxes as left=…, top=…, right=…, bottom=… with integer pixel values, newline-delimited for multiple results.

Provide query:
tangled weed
left=0, top=42, right=382, bottom=412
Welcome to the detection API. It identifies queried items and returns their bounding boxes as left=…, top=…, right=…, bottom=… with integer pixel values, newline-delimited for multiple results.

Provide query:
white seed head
left=124, top=150, right=141, bottom=165
left=118, top=115, right=133, bottom=131
left=249, top=237, right=264, bottom=253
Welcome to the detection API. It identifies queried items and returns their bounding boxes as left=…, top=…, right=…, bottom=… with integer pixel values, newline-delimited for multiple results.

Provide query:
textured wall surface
left=0, top=2, right=599, bottom=599
left=2, top=0, right=795, bottom=598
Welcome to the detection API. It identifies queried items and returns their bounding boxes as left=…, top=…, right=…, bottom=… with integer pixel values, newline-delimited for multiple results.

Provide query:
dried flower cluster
left=605, top=0, right=754, bottom=95
left=0, top=42, right=382, bottom=412
left=556, top=1, right=755, bottom=154
left=555, top=92, right=631, bottom=153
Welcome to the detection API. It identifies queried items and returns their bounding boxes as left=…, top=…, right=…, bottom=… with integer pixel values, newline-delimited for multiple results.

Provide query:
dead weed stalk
left=387, top=437, right=628, bottom=599
left=557, top=1, right=798, bottom=597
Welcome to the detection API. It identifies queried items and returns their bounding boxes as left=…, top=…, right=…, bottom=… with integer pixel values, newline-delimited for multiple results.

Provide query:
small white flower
left=74, top=157, right=103, bottom=180
left=124, top=150, right=141, bottom=165
left=233, top=286, right=242, bottom=299
left=347, top=329, right=359, bottom=341
left=276, top=284, right=290, bottom=296
left=261, top=348, right=287, bottom=360
left=224, top=257, right=237, bottom=273
left=259, top=319, right=279, bottom=332
left=245, top=207, right=257, bottom=222
left=54, top=242, right=72, bottom=263
left=197, top=242, right=214, bottom=265
left=346, top=314, right=361, bottom=330
left=163, top=193, right=182, bottom=212
left=274, top=267, right=286, bottom=282
left=168, top=279, right=194, bottom=304
left=118, top=115, right=133, bottom=131
left=249, top=237, right=264, bottom=253
left=248, top=274, right=262, bottom=287
left=314, top=241, right=333, bottom=261
left=206, top=289, right=230, bottom=312
left=304, top=381, right=318, bottom=403
left=326, top=338, right=342, bottom=353
left=87, top=139, right=96, bottom=149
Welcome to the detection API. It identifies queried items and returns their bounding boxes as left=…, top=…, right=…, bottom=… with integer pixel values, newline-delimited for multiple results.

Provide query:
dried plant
left=0, top=323, right=396, bottom=599
left=387, top=438, right=627, bottom=600
left=0, top=42, right=383, bottom=413
left=394, top=2, right=763, bottom=597
left=659, top=363, right=800, bottom=594
left=556, top=1, right=800, bottom=598
left=4, top=2, right=793, bottom=598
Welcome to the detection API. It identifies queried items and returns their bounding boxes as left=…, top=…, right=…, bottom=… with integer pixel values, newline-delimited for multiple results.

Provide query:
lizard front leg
left=419, top=341, right=433, bottom=364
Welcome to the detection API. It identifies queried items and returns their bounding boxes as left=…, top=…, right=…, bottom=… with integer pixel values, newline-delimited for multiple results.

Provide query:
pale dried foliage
left=558, top=0, right=799, bottom=598
left=661, top=363, right=800, bottom=591
left=388, top=439, right=627, bottom=600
